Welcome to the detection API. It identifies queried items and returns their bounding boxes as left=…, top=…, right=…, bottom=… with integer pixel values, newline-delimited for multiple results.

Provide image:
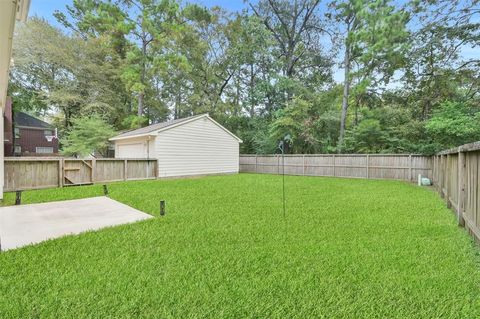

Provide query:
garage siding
left=155, top=117, right=239, bottom=177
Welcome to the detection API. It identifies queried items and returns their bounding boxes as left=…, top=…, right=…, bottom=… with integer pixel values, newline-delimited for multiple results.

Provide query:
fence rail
left=240, top=154, right=432, bottom=181
left=432, top=142, right=480, bottom=241
left=4, top=157, right=157, bottom=192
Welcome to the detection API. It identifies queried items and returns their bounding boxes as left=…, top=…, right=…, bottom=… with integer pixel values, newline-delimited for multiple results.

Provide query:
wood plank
left=4, top=158, right=158, bottom=192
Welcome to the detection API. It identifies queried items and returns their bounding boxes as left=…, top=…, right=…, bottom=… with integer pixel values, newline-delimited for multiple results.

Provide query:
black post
left=15, top=191, right=22, bottom=205
left=160, top=200, right=166, bottom=216
left=103, top=184, right=108, bottom=196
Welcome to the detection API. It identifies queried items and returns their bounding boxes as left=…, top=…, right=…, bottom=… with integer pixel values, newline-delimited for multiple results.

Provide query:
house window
left=44, top=130, right=53, bottom=137
left=14, top=145, right=21, bottom=154
left=14, top=127, right=20, bottom=138
left=35, top=147, right=54, bottom=154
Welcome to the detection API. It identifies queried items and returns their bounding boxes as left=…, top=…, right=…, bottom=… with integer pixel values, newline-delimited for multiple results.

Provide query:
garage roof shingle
left=112, top=113, right=206, bottom=140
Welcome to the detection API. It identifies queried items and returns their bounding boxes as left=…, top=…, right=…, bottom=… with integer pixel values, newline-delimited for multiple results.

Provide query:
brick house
left=4, top=97, right=59, bottom=156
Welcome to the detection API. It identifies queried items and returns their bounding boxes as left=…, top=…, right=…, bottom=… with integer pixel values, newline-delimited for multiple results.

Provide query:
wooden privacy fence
left=432, top=142, right=480, bottom=241
left=4, top=158, right=157, bottom=192
left=240, top=154, right=432, bottom=181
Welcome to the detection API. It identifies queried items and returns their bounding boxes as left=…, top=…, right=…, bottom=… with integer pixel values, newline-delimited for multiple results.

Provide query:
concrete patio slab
left=0, top=196, right=153, bottom=251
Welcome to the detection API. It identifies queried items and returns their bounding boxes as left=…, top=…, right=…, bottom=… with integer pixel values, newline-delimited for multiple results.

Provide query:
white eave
left=0, top=0, right=30, bottom=111
left=109, top=132, right=158, bottom=141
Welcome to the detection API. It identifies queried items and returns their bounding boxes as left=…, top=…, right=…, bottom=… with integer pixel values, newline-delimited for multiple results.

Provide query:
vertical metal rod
left=103, top=184, right=108, bottom=196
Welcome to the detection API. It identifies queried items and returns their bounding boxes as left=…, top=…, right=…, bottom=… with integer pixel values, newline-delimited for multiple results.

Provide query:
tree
left=10, top=18, right=125, bottom=132
left=250, top=0, right=331, bottom=78
left=56, top=0, right=184, bottom=119
left=61, top=116, right=116, bottom=157
left=404, top=0, right=480, bottom=119
left=332, top=0, right=409, bottom=149
left=426, top=101, right=480, bottom=149
left=8, top=0, right=480, bottom=156
left=269, top=86, right=341, bottom=153
left=249, top=0, right=334, bottom=107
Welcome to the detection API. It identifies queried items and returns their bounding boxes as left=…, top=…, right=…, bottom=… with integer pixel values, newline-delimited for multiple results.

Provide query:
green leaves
left=61, top=116, right=116, bottom=157
left=9, top=0, right=480, bottom=156
left=426, top=101, right=480, bottom=149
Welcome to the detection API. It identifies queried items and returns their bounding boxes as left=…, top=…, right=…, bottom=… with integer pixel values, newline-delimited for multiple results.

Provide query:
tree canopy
left=9, top=0, right=480, bottom=155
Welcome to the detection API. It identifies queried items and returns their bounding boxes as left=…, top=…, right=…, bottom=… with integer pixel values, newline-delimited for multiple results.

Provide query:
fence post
left=91, top=158, right=96, bottom=184
left=124, top=159, right=128, bottom=181
left=366, top=154, right=370, bottom=179
left=333, top=154, right=336, bottom=177
left=457, top=151, right=465, bottom=226
left=255, top=155, right=258, bottom=173
left=439, top=155, right=444, bottom=197
left=277, top=155, right=280, bottom=174
left=445, top=154, right=450, bottom=207
left=302, top=155, right=305, bottom=176
left=58, top=158, right=64, bottom=188
left=408, top=154, right=412, bottom=182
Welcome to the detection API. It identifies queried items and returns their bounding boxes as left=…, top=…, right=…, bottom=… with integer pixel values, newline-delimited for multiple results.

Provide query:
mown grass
left=1, top=174, right=480, bottom=318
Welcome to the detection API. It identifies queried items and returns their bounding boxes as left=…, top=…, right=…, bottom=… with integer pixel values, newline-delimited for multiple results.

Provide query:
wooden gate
left=63, top=159, right=94, bottom=186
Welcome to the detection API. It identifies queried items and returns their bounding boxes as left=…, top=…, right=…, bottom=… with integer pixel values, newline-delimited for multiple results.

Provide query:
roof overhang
left=109, top=114, right=243, bottom=143
left=151, top=113, right=243, bottom=143
left=109, top=132, right=157, bottom=141
left=0, top=0, right=31, bottom=111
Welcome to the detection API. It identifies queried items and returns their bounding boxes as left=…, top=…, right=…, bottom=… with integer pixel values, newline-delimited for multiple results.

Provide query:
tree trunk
left=338, top=44, right=351, bottom=152
left=137, top=92, right=144, bottom=117
left=138, top=29, right=147, bottom=118
left=354, top=99, right=359, bottom=126
left=174, top=92, right=180, bottom=119
left=249, top=64, right=255, bottom=118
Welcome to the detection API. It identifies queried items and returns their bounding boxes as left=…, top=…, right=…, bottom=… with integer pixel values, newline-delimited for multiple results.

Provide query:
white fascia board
left=156, top=114, right=243, bottom=143
left=205, top=115, right=243, bottom=143
left=109, top=132, right=157, bottom=141
left=0, top=0, right=17, bottom=111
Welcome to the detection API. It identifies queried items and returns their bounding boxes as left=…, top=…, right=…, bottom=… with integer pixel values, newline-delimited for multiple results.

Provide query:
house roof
left=14, top=111, right=53, bottom=129
left=110, top=113, right=242, bottom=142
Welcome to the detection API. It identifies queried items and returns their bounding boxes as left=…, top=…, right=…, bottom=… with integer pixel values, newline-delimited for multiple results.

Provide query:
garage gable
left=110, top=114, right=242, bottom=143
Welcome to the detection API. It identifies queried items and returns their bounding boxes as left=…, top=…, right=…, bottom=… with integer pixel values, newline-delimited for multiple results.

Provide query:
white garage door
left=117, top=143, right=145, bottom=158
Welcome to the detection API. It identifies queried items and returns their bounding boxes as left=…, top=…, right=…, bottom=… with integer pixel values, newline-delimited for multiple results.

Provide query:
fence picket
left=240, top=154, right=432, bottom=181
left=4, top=157, right=157, bottom=192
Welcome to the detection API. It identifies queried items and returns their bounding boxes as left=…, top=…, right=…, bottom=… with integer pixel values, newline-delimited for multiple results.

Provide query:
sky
left=29, top=0, right=250, bottom=25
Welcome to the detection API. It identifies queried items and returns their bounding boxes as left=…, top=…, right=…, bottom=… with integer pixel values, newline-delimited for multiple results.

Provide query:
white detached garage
left=110, top=114, right=242, bottom=178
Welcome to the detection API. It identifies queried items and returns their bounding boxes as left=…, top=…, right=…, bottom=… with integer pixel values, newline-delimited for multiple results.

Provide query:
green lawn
left=1, top=174, right=480, bottom=318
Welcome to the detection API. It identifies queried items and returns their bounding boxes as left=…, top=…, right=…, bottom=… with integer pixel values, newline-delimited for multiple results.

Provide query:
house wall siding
left=16, top=127, right=59, bottom=155
left=154, top=117, right=239, bottom=177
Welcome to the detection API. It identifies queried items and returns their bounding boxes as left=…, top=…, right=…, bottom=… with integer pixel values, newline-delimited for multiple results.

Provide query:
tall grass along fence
left=4, top=157, right=157, bottom=192
left=240, top=154, right=432, bottom=182
left=432, top=142, right=480, bottom=241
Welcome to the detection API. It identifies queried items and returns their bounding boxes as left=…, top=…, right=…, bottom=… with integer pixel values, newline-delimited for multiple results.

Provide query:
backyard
left=1, top=174, right=480, bottom=317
